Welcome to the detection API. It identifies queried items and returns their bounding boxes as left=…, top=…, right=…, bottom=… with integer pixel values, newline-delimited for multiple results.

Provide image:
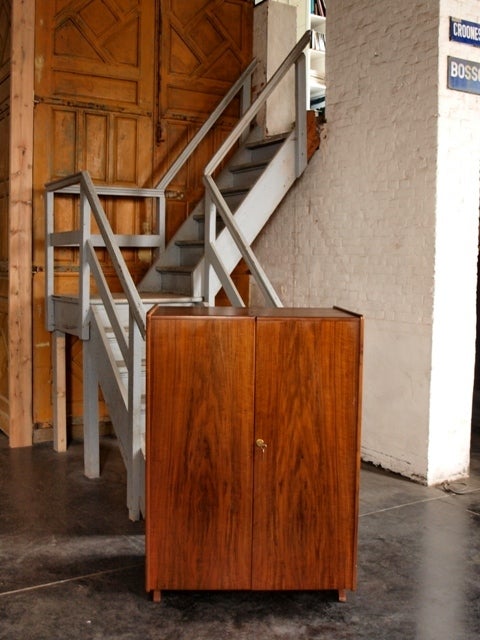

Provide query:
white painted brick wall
left=254, top=0, right=480, bottom=483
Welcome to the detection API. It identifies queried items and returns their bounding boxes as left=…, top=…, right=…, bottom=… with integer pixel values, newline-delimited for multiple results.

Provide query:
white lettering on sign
left=450, top=59, right=480, bottom=82
left=448, top=56, right=480, bottom=94
left=453, top=21, right=480, bottom=41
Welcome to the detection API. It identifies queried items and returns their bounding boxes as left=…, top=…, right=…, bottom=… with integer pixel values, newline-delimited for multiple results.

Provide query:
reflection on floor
left=0, top=430, right=479, bottom=640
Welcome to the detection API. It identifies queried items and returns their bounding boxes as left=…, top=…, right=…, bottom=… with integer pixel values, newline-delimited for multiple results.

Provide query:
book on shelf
left=312, top=0, right=326, bottom=17
left=310, top=31, right=326, bottom=52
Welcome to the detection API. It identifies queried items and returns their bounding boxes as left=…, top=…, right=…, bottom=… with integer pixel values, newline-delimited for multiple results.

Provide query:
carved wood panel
left=156, top=0, right=253, bottom=239
left=0, top=0, right=9, bottom=436
left=33, top=0, right=156, bottom=425
left=31, top=0, right=253, bottom=428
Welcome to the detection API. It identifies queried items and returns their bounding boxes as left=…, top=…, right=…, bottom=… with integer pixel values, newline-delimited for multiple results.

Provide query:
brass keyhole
left=256, top=438, right=268, bottom=453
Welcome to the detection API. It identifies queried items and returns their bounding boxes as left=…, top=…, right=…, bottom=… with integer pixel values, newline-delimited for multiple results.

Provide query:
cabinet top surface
left=148, top=306, right=362, bottom=320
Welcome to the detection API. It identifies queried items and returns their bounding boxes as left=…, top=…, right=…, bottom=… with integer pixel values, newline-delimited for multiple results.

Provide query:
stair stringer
left=89, top=304, right=146, bottom=520
left=89, top=306, right=130, bottom=465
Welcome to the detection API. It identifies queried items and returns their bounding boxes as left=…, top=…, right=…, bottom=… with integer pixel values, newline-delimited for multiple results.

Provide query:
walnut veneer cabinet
left=145, top=307, right=363, bottom=603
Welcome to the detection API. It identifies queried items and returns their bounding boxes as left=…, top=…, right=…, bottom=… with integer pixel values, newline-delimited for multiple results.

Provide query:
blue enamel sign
left=450, top=17, right=480, bottom=47
left=448, top=56, right=480, bottom=95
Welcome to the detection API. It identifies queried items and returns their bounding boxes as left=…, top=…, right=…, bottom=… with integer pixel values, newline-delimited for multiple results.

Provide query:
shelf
left=308, top=3, right=326, bottom=113
left=310, top=14, right=326, bottom=31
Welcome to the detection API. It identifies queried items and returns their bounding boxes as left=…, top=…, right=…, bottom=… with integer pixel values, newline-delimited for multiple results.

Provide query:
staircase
left=45, top=32, right=317, bottom=520
left=138, top=129, right=297, bottom=304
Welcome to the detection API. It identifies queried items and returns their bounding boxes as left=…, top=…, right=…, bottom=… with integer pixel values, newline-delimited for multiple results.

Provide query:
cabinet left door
left=146, top=314, right=256, bottom=593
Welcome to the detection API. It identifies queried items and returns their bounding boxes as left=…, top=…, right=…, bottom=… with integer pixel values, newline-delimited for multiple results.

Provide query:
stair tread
left=220, top=185, right=250, bottom=196
left=175, top=239, right=205, bottom=247
left=156, top=265, right=194, bottom=274
left=229, top=160, right=268, bottom=173
left=245, top=132, right=289, bottom=149
left=193, top=212, right=222, bottom=221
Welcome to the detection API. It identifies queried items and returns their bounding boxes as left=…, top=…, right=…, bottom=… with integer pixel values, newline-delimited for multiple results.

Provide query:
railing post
left=157, top=192, right=166, bottom=256
left=79, top=180, right=91, bottom=340
left=295, top=51, right=308, bottom=178
left=52, top=330, right=67, bottom=453
left=45, top=189, right=55, bottom=331
left=239, top=73, right=252, bottom=145
left=203, top=191, right=217, bottom=306
left=83, top=338, right=100, bottom=478
left=127, top=311, right=144, bottom=520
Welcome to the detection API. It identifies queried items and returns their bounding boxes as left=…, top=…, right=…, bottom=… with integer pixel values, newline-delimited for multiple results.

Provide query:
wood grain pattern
left=252, top=317, right=361, bottom=590
left=0, top=0, right=10, bottom=437
left=146, top=314, right=255, bottom=592
left=30, top=0, right=253, bottom=429
left=33, top=0, right=156, bottom=426
left=146, top=308, right=363, bottom=597
left=9, top=0, right=34, bottom=446
left=156, top=0, right=253, bottom=241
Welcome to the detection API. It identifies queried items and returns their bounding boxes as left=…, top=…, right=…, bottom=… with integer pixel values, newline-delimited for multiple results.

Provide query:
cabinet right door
left=252, top=316, right=362, bottom=591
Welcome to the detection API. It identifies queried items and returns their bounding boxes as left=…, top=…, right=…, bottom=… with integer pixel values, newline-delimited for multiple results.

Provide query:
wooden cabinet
left=145, top=307, right=363, bottom=602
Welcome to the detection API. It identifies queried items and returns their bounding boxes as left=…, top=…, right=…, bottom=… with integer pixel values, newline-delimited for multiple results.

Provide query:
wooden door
left=146, top=312, right=255, bottom=593
left=155, top=0, right=253, bottom=240
left=33, top=0, right=157, bottom=426
left=252, top=316, right=362, bottom=590
left=31, top=0, right=253, bottom=430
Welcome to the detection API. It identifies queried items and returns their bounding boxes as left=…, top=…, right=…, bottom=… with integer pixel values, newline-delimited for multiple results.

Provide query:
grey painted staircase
left=138, top=129, right=296, bottom=300
left=82, top=127, right=299, bottom=520
left=45, top=31, right=314, bottom=520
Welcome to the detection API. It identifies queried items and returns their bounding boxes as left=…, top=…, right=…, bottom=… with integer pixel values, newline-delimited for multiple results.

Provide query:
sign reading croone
left=450, top=17, right=480, bottom=47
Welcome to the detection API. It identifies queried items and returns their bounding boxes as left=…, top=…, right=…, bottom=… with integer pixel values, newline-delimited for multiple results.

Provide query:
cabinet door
left=252, top=317, right=362, bottom=590
left=146, top=315, right=255, bottom=592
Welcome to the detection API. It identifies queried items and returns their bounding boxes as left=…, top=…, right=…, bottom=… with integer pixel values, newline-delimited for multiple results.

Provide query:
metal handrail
left=156, top=59, right=257, bottom=192
left=45, top=56, right=260, bottom=338
left=203, top=31, right=310, bottom=306
left=154, top=58, right=257, bottom=247
left=205, top=32, right=310, bottom=178
left=45, top=171, right=147, bottom=341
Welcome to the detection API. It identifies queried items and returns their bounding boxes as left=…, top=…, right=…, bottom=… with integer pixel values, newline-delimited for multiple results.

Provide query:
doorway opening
left=471, top=217, right=480, bottom=470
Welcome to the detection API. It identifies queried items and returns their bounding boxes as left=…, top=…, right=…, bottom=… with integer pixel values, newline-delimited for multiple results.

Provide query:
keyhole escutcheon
left=256, top=438, right=268, bottom=453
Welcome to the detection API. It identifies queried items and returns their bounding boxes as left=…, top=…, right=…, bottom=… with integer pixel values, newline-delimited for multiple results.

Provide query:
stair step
left=156, top=265, right=194, bottom=296
left=229, top=160, right=268, bottom=174
left=220, top=186, right=250, bottom=197
left=175, top=239, right=205, bottom=266
left=193, top=212, right=225, bottom=234
left=175, top=239, right=204, bottom=248
left=138, top=126, right=293, bottom=298
left=156, top=265, right=193, bottom=274
left=245, top=133, right=288, bottom=150
left=227, top=160, right=268, bottom=190
left=193, top=212, right=223, bottom=223
left=219, top=186, right=249, bottom=212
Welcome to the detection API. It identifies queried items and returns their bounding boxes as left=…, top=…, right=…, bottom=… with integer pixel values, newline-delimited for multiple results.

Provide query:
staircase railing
left=43, top=32, right=312, bottom=518
left=203, top=31, right=311, bottom=307
left=45, top=170, right=155, bottom=341
left=155, top=58, right=257, bottom=238
left=45, top=170, right=154, bottom=517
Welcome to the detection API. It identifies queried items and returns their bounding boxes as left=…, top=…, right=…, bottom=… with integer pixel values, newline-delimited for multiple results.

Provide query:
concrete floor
left=0, top=430, right=479, bottom=640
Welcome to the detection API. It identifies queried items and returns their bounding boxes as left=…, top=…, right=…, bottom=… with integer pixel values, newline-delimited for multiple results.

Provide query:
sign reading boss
left=448, top=56, right=480, bottom=94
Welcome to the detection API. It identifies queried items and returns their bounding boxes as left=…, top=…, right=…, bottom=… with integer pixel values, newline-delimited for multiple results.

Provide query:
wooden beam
left=8, top=0, right=35, bottom=447
left=52, top=331, right=67, bottom=452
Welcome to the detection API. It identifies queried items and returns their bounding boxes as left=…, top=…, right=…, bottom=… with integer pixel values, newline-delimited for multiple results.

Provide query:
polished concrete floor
left=0, top=430, right=479, bottom=640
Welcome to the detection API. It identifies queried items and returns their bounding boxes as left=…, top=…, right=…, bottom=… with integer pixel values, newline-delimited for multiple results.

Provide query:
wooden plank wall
left=8, top=0, right=34, bottom=446
left=0, top=0, right=10, bottom=437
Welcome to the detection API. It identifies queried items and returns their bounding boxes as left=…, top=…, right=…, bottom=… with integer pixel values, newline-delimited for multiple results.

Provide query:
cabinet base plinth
left=152, top=590, right=162, bottom=603
left=338, top=589, right=347, bottom=602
